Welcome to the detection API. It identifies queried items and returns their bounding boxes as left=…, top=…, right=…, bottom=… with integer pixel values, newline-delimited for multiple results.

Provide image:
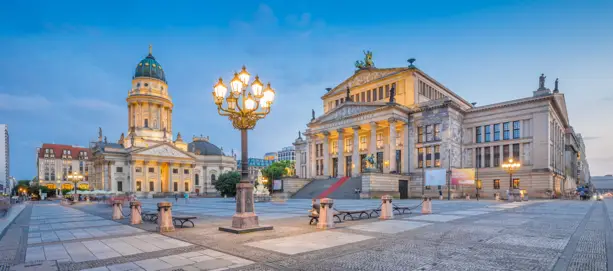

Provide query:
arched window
left=195, top=174, right=199, bottom=185
left=211, top=174, right=216, bottom=183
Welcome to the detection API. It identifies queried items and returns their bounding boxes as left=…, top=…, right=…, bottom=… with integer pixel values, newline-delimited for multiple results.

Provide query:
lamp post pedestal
left=219, top=182, right=273, bottom=233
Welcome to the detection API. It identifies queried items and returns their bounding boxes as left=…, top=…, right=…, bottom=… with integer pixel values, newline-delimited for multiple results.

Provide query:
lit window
left=345, top=138, right=352, bottom=152
left=418, top=127, right=424, bottom=143
left=359, top=136, right=367, bottom=150
left=376, top=133, right=383, bottom=149
left=426, top=125, right=433, bottom=142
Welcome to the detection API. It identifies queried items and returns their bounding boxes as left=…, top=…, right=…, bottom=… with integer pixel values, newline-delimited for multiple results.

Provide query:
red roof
left=38, top=143, right=91, bottom=160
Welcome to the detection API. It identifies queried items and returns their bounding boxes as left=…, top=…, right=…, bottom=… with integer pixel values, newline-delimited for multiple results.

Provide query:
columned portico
left=388, top=118, right=397, bottom=173
left=337, top=128, right=345, bottom=177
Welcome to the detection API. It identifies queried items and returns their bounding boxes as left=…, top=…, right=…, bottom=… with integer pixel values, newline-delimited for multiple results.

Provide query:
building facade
left=278, top=146, right=296, bottom=162
left=263, top=152, right=277, bottom=161
left=90, top=47, right=236, bottom=196
left=294, top=53, right=587, bottom=198
left=237, top=158, right=274, bottom=183
left=0, top=124, right=7, bottom=193
left=576, top=133, right=591, bottom=186
left=36, top=144, right=93, bottom=192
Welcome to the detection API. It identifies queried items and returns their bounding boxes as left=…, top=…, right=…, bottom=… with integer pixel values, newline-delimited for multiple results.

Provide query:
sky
left=0, top=0, right=612, bottom=180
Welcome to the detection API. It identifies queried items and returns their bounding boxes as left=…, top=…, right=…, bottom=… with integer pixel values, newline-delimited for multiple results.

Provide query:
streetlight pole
left=501, top=158, right=520, bottom=202
left=212, top=66, right=275, bottom=234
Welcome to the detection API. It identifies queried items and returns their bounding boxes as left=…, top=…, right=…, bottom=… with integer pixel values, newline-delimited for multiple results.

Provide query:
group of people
left=174, top=192, right=190, bottom=204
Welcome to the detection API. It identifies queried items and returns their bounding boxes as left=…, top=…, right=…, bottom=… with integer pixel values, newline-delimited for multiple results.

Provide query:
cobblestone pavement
left=3, top=199, right=610, bottom=270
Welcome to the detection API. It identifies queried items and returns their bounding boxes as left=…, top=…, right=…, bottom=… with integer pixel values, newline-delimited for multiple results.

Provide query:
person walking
left=174, top=193, right=178, bottom=204
left=184, top=192, right=189, bottom=204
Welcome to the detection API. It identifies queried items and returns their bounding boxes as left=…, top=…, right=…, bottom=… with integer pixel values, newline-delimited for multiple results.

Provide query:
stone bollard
left=439, top=195, right=443, bottom=200
left=112, top=200, right=124, bottom=220
left=317, top=198, right=335, bottom=230
left=421, top=197, right=432, bottom=214
left=466, top=195, right=470, bottom=200
left=380, top=195, right=394, bottom=220
left=157, top=202, right=175, bottom=232
left=130, top=201, right=142, bottom=225
left=495, top=193, right=500, bottom=201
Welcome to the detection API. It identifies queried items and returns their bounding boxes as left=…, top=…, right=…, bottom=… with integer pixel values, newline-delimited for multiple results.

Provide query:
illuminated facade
left=36, top=144, right=93, bottom=191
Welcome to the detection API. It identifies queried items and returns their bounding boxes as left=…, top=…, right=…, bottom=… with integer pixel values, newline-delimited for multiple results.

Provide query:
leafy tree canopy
left=214, top=171, right=241, bottom=197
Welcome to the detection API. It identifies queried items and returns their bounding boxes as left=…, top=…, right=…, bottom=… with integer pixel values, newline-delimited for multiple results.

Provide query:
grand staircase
left=291, top=176, right=362, bottom=199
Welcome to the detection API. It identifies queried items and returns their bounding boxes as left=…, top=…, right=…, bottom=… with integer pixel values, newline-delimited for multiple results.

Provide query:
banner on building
left=425, top=169, right=447, bottom=186
left=272, top=180, right=283, bottom=191
left=451, top=168, right=475, bottom=185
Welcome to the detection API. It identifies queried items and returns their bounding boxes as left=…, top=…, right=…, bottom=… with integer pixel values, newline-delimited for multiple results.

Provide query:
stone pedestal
left=495, top=193, right=500, bottom=201
left=112, top=200, right=123, bottom=220
left=439, top=195, right=443, bottom=200
left=157, top=202, right=175, bottom=232
left=130, top=201, right=142, bottom=225
left=219, top=182, right=273, bottom=234
left=513, top=189, right=522, bottom=202
left=380, top=195, right=394, bottom=220
left=465, top=195, right=470, bottom=200
left=317, top=198, right=335, bottom=229
left=421, top=197, right=432, bottom=214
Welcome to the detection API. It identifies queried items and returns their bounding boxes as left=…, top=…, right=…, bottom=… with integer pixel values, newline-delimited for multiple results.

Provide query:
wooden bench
left=173, top=216, right=197, bottom=228
left=142, top=211, right=158, bottom=222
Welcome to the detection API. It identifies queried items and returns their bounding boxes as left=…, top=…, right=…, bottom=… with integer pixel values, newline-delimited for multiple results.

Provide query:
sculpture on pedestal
left=253, top=174, right=271, bottom=202
left=364, top=154, right=380, bottom=172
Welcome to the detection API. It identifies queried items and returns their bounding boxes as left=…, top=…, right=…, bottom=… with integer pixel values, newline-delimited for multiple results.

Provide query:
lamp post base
left=219, top=182, right=273, bottom=234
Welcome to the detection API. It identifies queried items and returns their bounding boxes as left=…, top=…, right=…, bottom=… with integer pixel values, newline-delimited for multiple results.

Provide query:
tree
left=214, top=171, right=241, bottom=197
left=261, top=160, right=294, bottom=190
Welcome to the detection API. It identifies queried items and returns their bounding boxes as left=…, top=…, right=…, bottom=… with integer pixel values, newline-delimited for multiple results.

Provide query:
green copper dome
left=134, top=46, right=167, bottom=83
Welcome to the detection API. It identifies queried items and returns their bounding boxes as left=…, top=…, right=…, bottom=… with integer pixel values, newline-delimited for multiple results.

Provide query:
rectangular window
left=185, top=182, right=189, bottom=191
left=149, top=181, right=154, bottom=191
left=173, top=182, right=178, bottom=192
left=359, top=136, right=367, bottom=150
left=513, top=178, right=520, bottom=189
left=372, top=88, right=377, bottom=101
left=475, top=147, right=481, bottom=168
left=136, top=181, right=142, bottom=192
left=493, top=179, right=500, bottom=189
left=503, top=122, right=510, bottom=140
left=385, top=85, right=390, bottom=98
left=485, top=125, right=491, bottom=142
left=332, top=141, right=338, bottom=155
left=340, top=98, right=344, bottom=104
left=361, top=92, right=365, bottom=102
left=494, top=124, right=500, bottom=141
left=425, top=186, right=431, bottom=190
left=493, top=146, right=500, bottom=167
left=418, top=148, right=424, bottom=168
left=513, top=121, right=520, bottom=139
left=116, top=167, right=123, bottom=173
left=173, top=168, right=179, bottom=174
left=418, top=127, right=424, bottom=143
left=135, top=167, right=142, bottom=173
left=503, top=145, right=510, bottom=162
left=149, top=167, right=155, bottom=173
left=426, top=125, right=433, bottom=142
left=376, top=133, right=383, bottom=149
left=484, top=147, right=491, bottom=168
left=345, top=138, right=352, bottom=152
left=476, top=126, right=482, bottom=143
left=184, top=169, right=189, bottom=174
left=379, top=87, right=383, bottom=99
left=434, top=124, right=441, bottom=141
left=335, top=100, right=339, bottom=106
left=434, top=145, right=441, bottom=167
left=513, top=143, right=520, bottom=162
left=117, top=181, right=123, bottom=192
left=367, top=90, right=371, bottom=102
left=426, top=147, right=432, bottom=168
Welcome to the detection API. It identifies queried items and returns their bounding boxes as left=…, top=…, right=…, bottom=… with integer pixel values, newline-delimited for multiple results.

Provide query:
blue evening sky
left=1, top=0, right=612, bottom=179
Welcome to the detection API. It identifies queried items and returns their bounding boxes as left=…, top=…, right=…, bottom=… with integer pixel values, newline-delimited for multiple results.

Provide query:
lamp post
left=212, top=66, right=275, bottom=233
left=67, top=172, right=83, bottom=202
left=501, top=158, right=520, bottom=202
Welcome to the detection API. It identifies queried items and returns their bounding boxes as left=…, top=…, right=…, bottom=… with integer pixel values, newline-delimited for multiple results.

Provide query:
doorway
left=161, top=163, right=169, bottom=193
left=332, top=158, right=338, bottom=177
left=399, top=180, right=409, bottom=199
left=345, top=156, right=352, bottom=177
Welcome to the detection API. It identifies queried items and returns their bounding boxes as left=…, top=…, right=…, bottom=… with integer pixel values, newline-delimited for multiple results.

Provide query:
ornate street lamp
left=501, top=158, right=521, bottom=202
left=67, top=172, right=83, bottom=202
left=212, top=66, right=275, bottom=233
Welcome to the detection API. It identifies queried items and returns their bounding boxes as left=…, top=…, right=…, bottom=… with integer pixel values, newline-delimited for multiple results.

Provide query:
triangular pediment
left=323, top=68, right=408, bottom=98
left=132, top=143, right=194, bottom=159
left=553, top=94, right=569, bottom=125
left=312, top=103, right=386, bottom=124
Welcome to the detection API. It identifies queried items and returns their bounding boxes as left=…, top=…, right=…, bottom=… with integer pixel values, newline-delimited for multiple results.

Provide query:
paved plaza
left=0, top=198, right=611, bottom=270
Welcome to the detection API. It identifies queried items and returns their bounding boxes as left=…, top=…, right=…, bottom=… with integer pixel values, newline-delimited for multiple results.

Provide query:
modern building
left=278, top=146, right=296, bottom=162
left=576, top=133, right=592, bottom=186
left=37, top=144, right=93, bottom=192
left=5, top=176, right=16, bottom=195
left=237, top=158, right=275, bottom=183
left=263, top=152, right=278, bottom=161
left=90, top=47, right=236, bottom=196
left=0, top=124, right=7, bottom=194
left=294, top=53, right=588, bottom=198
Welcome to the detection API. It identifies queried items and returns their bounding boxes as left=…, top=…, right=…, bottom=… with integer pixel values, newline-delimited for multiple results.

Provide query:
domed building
left=90, top=46, right=236, bottom=196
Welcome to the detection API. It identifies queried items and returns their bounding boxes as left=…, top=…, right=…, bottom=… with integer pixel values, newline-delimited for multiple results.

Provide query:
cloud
left=0, top=93, right=52, bottom=111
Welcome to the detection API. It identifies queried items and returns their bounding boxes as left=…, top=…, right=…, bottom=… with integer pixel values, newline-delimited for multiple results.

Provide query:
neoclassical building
left=295, top=53, right=585, bottom=199
left=90, top=47, right=236, bottom=196
left=37, top=144, right=93, bottom=192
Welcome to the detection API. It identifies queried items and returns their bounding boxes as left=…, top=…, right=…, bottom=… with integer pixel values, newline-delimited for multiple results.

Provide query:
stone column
left=337, top=128, right=345, bottom=177
left=352, top=126, right=360, bottom=176
left=369, top=122, right=377, bottom=155
left=389, top=118, right=397, bottom=173
left=157, top=202, right=175, bottom=232
left=144, top=161, right=149, bottom=192
left=402, top=122, right=410, bottom=174
left=322, top=131, right=330, bottom=177
left=310, top=138, right=317, bottom=177
left=317, top=198, right=335, bottom=229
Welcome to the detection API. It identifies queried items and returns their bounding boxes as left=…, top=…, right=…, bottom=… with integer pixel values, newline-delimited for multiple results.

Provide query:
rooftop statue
left=355, top=50, right=374, bottom=69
